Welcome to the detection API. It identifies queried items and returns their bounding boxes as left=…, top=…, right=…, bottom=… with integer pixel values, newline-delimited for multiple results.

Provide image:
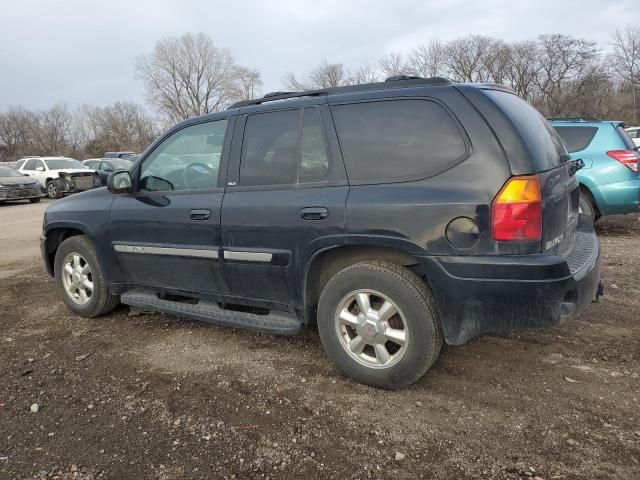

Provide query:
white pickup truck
left=18, top=157, right=99, bottom=199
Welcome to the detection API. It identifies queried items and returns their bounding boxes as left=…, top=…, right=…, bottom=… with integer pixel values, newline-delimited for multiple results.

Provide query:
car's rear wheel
left=317, top=261, right=443, bottom=389
left=578, top=190, right=597, bottom=222
left=54, top=235, right=120, bottom=317
left=46, top=180, right=63, bottom=200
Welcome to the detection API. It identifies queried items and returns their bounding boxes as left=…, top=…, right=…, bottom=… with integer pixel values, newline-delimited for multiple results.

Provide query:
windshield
left=0, top=166, right=24, bottom=177
left=44, top=159, right=86, bottom=170
left=109, top=159, right=133, bottom=170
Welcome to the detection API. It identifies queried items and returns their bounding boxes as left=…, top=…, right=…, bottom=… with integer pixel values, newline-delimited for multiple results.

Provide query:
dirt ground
left=0, top=200, right=638, bottom=480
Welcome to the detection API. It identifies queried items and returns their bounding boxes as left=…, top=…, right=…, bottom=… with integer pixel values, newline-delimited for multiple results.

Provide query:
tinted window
left=140, top=119, right=227, bottom=192
left=34, top=160, right=45, bottom=170
left=331, top=99, right=466, bottom=182
left=553, top=126, right=598, bottom=153
left=484, top=90, right=566, bottom=170
left=240, top=110, right=299, bottom=186
left=300, top=108, right=330, bottom=183
left=23, top=159, right=37, bottom=170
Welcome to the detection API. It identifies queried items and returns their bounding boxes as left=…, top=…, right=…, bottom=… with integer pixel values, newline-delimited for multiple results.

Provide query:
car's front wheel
left=317, top=261, right=443, bottom=389
left=53, top=235, right=120, bottom=317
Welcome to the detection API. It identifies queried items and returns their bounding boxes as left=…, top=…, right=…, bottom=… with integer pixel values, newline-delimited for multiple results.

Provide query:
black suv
left=41, top=77, right=603, bottom=389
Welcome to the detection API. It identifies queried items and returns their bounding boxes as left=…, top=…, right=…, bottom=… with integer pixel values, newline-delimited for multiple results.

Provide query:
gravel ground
left=0, top=199, right=638, bottom=480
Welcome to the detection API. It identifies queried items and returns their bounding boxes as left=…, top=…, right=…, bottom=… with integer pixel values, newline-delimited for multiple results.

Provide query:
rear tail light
left=491, top=175, right=542, bottom=242
left=607, top=150, right=638, bottom=172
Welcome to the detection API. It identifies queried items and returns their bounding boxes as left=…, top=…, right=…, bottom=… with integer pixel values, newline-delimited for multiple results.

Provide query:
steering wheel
left=183, top=162, right=216, bottom=190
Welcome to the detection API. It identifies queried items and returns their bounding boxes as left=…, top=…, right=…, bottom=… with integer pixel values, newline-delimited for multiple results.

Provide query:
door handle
left=189, top=209, right=211, bottom=221
left=300, top=207, right=329, bottom=220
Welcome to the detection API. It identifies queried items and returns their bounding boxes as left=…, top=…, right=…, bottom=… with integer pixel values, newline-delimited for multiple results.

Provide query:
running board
left=121, top=289, right=303, bottom=335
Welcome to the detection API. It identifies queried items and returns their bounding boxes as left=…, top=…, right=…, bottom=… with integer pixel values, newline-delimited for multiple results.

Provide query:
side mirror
left=23, top=173, right=30, bottom=177
left=107, top=170, right=133, bottom=194
left=36, top=166, right=45, bottom=172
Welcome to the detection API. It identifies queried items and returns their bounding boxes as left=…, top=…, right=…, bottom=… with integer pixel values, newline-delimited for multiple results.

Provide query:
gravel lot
left=0, top=199, right=638, bottom=480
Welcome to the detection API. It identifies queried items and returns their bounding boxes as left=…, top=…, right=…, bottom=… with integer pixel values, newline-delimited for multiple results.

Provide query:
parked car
left=0, top=165, right=44, bottom=204
left=93, top=158, right=134, bottom=186
left=82, top=159, right=101, bottom=168
left=19, top=157, right=99, bottom=199
left=41, top=77, right=602, bottom=389
left=104, top=151, right=137, bottom=160
left=625, top=126, right=640, bottom=147
left=551, top=118, right=640, bottom=221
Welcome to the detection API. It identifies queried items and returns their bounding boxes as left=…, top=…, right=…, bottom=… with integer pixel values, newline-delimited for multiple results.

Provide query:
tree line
left=1, top=28, right=638, bottom=162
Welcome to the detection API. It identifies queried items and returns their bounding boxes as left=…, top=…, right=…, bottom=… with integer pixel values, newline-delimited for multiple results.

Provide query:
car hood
left=0, top=176, right=39, bottom=185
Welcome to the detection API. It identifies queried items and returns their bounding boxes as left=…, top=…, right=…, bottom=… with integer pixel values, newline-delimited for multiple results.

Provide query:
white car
left=625, top=127, right=640, bottom=147
left=18, top=156, right=99, bottom=199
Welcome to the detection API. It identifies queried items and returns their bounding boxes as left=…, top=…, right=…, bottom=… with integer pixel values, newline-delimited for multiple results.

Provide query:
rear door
left=221, top=102, right=348, bottom=307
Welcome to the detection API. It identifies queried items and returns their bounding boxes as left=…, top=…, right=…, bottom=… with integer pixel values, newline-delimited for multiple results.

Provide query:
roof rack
left=548, top=116, right=602, bottom=123
left=228, top=76, right=453, bottom=110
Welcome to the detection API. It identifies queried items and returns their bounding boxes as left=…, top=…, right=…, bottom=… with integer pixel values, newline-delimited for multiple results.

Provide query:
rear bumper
left=420, top=215, right=602, bottom=345
left=592, top=178, right=640, bottom=216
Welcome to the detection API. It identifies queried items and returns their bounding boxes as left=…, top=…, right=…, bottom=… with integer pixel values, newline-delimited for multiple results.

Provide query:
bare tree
left=611, top=27, right=640, bottom=123
left=136, top=33, right=260, bottom=122
left=379, top=52, right=409, bottom=78
left=347, top=64, right=380, bottom=85
left=38, top=103, right=74, bottom=156
left=407, top=40, right=446, bottom=77
left=0, top=107, right=34, bottom=160
left=283, top=61, right=348, bottom=90
left=444, top=35, right=495, bottom=82
left=504, top=41, right=540, bottom=100
left=533, top=34, right=604, bottom=116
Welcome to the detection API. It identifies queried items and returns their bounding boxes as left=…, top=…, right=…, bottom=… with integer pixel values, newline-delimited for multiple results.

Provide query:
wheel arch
left=578, top=182, right=601, bottom=219
left=303, top=245, right=430, bottom=320
left=43, top=224, right=92, bottom=276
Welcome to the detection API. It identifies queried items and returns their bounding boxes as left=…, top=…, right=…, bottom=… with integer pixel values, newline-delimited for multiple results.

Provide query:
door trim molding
left=113, top=244, right=219, bottom=259
left=223, top=250, right=273, bottom=263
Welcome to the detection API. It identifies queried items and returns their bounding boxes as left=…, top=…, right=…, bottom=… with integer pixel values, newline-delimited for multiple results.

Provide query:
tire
left=317, top=261, right=443, bottom=389
left=578, top=190, right=597, bottom=223
left=29, top=197, right=41, bottom=204
left=46, top=180, right=63, bottom=200
left=53, top=235, right=120, bottom=317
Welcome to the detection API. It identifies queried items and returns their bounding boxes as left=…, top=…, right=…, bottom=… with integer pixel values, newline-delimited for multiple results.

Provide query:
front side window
left=23, top=159, right=37, bottom=170
left=34, top=160, right=45, bottom=170
left=331, top=99, right=467, bottom=183
left=140, top=119, right=227, bottom=192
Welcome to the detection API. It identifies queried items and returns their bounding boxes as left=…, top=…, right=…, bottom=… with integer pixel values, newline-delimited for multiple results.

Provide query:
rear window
left=484, top=90, right=566, bottom=171
left=331, top=99, right=466, bottom=183
left=553, top=126, right=598, bottom=153
left=616, top=125, right=637, bottom=150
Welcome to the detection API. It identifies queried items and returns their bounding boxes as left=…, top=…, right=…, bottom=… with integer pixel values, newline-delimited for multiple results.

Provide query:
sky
left=0, top=0, right=638, bottom=111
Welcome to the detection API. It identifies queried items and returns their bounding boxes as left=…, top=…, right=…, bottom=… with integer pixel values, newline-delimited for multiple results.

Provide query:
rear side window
left=23, top=159, right=37, bottom=170
left=240, top=110, right=299, bottom=186
left=553, top=126, right=598, bottom=153
left=484, top=90, right=566, bottom=171
left=331, top=99, right=466, bottom=183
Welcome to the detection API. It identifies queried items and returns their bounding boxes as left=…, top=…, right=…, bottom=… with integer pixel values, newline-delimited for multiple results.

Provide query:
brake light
left=607, top=150, right=639, bottom=172
left=491, top=175, right=542, bottom=242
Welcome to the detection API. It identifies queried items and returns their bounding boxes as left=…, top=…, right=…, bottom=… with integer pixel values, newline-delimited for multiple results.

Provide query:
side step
left=121, top=289, right=303, bottom=335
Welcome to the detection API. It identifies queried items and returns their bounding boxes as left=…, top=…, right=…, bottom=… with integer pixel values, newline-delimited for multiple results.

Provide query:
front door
left=109, top=117, right=232, bottom=296
left=221, top=104, right=348, bottom=307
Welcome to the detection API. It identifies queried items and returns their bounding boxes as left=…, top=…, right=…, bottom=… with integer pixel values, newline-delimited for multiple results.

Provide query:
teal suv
left=551, top=118, right=640, bottom=221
